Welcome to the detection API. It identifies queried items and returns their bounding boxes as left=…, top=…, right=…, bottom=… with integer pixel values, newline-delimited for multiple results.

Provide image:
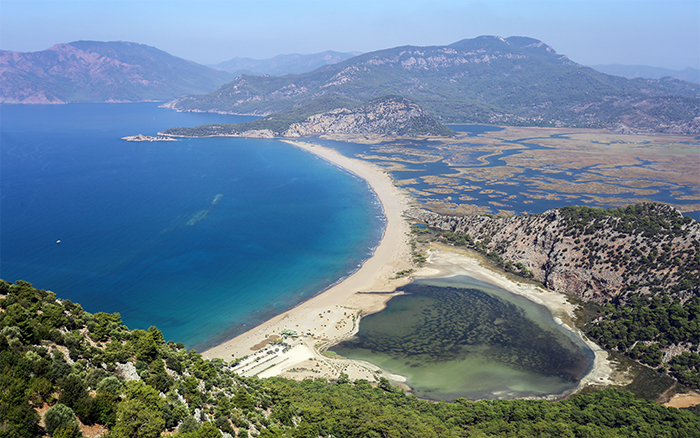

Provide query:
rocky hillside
left=169, top=36, right=700, bottom=134
left=283, top=95, right=453, bottom=136
left=0, top=41, right=233, bottom=103
left=409, top=203, right=700, bottom=388
left=161, top=95, right=454, bottom=137
left=3, top=281, right=700, bottom=437
left=408, top=203, right=700, bottom=303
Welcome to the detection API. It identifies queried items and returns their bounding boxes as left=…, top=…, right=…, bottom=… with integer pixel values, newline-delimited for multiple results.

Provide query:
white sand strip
left=202, top=140, right=415, bottom=363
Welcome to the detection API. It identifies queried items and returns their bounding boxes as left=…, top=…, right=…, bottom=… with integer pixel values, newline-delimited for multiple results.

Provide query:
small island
left=121, top=134, right=176, bottom=142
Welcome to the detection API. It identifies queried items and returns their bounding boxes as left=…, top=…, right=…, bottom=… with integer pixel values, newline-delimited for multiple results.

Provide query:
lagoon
left=331, top=276, right=594, bottom=401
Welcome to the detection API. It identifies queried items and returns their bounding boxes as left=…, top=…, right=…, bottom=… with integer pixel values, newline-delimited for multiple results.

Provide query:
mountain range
left=210, top=51, right=359, bottom=76
left=591, top=64, right=700, bottom=84
left=2, top=37, right=698, bottom=134
left=170, top=36, right=700, bottom=134
left=0, top=41, right=233, bottom=103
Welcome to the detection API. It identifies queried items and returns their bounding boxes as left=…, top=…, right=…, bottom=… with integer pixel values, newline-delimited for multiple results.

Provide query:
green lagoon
left=331, top=276, right=594, bottom=401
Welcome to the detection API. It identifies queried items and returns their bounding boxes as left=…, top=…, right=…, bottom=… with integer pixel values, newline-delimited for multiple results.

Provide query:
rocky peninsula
left=122, top=134, right=177, bottom=142
left=159, top=95, right=454, bottom=138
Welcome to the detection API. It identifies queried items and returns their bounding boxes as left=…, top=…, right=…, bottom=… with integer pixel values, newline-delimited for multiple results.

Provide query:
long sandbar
left=201, top=140, right=415, bottom=374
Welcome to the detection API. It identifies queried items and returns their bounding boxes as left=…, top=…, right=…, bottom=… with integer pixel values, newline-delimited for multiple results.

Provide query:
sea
left=0, top=103, right=385, bottom=350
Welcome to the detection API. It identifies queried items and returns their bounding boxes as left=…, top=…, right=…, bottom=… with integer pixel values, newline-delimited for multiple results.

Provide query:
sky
left=1, top=0, right=698, bottom=70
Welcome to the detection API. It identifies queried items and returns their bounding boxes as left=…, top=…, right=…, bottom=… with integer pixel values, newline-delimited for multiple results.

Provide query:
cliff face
left=283, top=96, right=453, bottom=137
left=408, top=203, right=700, bottom=303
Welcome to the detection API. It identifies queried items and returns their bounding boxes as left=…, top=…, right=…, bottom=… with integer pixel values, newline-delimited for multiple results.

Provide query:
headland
left=122, top=133, right=176, bottom=142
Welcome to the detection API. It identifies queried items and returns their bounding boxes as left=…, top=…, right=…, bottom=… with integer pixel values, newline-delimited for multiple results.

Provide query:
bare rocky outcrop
left=408, top=203, right=700, bottom=303
left=115, top=361, right=141, bottom=381
left=283, top=96, right=453, bottom=137
left=121, top=134, right=176, bottom=142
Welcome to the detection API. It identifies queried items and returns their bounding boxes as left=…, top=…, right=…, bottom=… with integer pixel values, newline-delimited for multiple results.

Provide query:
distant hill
left=0, top=41, right=234, bottom=103
left=162, top=95, right=454, bottom=138
left=211, top=51, right=360, bottom=76
left=169, top=36, right=700, bottom=134
left=591, top=64, right=700, bottom=84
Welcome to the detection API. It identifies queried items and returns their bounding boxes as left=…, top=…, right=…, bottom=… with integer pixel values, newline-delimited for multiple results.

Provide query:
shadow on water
left=331, top=276, right=594, bottom=401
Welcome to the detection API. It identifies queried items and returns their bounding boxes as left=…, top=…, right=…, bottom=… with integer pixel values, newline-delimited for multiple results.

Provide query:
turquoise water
left=332, top=276, right=594, bottom=401
left=0, top=103, right=385, bottom=349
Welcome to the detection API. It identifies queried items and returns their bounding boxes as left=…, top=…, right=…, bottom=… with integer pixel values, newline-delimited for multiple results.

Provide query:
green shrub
left=44, top=403, right=79, bottom=437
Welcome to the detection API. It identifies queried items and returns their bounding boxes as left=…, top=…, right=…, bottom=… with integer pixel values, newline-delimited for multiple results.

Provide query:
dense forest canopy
left=1, top=270, right=699, bottom=436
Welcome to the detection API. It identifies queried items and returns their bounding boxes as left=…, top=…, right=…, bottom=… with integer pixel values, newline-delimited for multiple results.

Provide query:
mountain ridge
left=169, top=35, right=700, bottom=134
left=211, top=50, right=360, bottom=76
left=0, top=41, right=234, bottom=103
left=591, top=64, right=700, bottom=84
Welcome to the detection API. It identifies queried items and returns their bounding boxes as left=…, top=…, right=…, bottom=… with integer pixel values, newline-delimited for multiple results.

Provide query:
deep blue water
left=0, top=103, right=384, bottom=350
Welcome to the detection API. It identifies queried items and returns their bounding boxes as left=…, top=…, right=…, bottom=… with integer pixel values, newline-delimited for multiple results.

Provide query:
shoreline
left=201, top=138, right=617, bottom=397
left=412, top=243, right=617, bottom=397
left=201, top=140, right=416, bottom=377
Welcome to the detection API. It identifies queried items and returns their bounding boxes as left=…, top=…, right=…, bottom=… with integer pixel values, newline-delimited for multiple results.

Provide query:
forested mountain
left=211, top=51, right=359, bottom=76
left=409, top=203, right=700, bottom=389
left=169, top=36, right=700, bottom=134
left=0, top=41, right=234, bottom=103
left=2, top=279, right=699, bottom=437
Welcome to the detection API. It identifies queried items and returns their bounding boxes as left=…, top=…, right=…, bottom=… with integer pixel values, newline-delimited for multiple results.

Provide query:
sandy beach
left=201, top=139, right=616, bottom=394
left=201, top=140, right=416, bottom=381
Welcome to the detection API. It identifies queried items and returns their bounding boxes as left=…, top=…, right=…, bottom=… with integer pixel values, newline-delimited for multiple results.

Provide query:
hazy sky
left=2, top=0, right=698, bottom=70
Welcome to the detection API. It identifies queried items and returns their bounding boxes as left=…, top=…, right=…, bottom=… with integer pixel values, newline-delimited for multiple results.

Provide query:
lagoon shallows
left=332, top=276, right=594, bottom=401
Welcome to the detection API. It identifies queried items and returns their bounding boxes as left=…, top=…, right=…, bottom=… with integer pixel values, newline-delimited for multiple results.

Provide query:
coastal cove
left=1, top=103, right=615, bottom=402
left=0, top=103, right=385, bottom=349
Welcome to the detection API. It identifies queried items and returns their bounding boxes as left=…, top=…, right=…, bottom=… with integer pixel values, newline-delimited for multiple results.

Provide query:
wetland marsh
left=319, top=126, right=700, bottom=219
